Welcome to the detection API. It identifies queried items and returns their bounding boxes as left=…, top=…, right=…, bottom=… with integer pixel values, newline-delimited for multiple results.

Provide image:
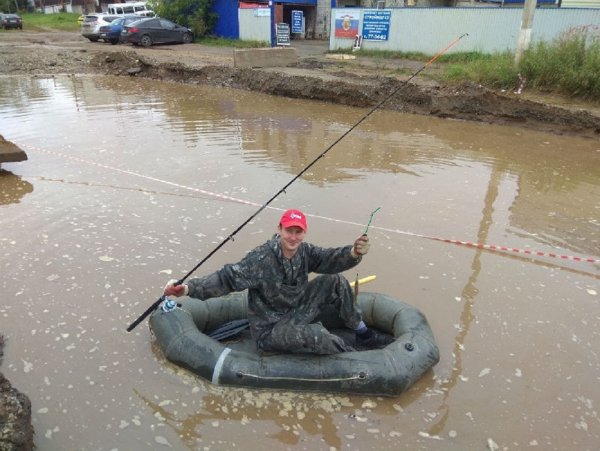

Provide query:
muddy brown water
left=0, top=75, right=599, bottom=450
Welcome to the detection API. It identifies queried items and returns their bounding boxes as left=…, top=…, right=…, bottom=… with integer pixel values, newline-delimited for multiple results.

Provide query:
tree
left=0, top=0, right=27, bottom=12
left=148, top=0, right=217, bottom=37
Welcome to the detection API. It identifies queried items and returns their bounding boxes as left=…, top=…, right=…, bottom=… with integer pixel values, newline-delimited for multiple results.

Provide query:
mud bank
left=0, top=135, right=28, bottom=164
left=0, top=336, right=34, bottom=451
left=92, top=51, right=600, bottom=140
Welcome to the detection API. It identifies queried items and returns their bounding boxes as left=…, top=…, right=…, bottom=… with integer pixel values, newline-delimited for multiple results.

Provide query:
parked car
left=107, top=1, right=153, bottom=16
left=80, top=14, right=119, bottom=42
left=98, top=15, right=140, bottom=45
left=0, top=13, right=23, bottom=30
left=133, top=10, right=156, bottom=17
left=121, top=18, right=193, bottom=47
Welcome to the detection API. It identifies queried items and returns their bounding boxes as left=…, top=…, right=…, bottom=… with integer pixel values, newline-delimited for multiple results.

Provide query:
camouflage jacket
left=186, top=234, right=361, bottom=339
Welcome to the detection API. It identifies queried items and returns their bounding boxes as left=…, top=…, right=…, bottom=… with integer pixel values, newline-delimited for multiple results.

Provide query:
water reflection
left=137, top=348, right=435, bottom=450
left=141, top=336, right=438, bottom=449
left=426, top=165, right=503, bottom=436
left=0, top=169, right=33, bottom=205
left=86, top=79, right=600, bottom=256
left=135, top=386, right=349, bottom=449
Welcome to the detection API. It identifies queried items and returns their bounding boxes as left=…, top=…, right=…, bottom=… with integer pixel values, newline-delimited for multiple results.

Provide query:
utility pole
left=270, top=0, right=275, bottom=47
left=514, top=0, right=537, bottom=66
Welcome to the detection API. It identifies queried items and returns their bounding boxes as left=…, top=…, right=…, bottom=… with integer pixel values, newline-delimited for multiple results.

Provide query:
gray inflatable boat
left=149, top=292, right=439, bottom=396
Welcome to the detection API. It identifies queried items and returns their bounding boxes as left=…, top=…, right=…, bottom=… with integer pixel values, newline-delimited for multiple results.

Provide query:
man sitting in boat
left=163, top=209, right=393, bottom=355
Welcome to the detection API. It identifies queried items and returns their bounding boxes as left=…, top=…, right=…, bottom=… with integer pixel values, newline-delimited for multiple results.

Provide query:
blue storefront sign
left=362, top=10, right=391, bottom=41
left=291, top=10, right=303, bottom=34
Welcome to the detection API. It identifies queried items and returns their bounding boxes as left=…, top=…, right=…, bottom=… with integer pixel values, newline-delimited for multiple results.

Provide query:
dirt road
left=1, top=30, right=600, bottom=138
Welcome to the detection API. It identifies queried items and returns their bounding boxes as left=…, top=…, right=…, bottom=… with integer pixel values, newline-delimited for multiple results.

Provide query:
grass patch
left=328, top=47, right=430, bottom=61
left=196, top=36, right=269, bottom=48
left=436, top=51, right=494, bottom=64
left=520, top=27, right=600, bottom=100
left=439, top=29, right=600, bottom=100
left=360, top=49, right=429, bottom=61
left=20, top=12, right=81, bottom=32
left=331, top=30, right=600, bottom=102
left=441, top=52, right=519, bottom=88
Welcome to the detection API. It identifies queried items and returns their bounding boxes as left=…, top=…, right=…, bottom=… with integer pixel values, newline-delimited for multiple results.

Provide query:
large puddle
left=1, top=75, right=599, bottom=450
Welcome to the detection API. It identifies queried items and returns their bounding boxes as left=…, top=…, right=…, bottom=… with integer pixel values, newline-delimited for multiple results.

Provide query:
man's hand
left=351, top=234, right=370, bottom=258
left=163, top=279, right=189, bottom=297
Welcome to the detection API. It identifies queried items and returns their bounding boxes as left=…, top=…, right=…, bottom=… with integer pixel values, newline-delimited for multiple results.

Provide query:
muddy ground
left=1, top=30, right=600, bottom=140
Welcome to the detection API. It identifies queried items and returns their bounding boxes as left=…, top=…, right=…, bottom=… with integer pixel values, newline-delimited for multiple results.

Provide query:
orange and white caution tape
left=24, top=144, right=600, bottom=265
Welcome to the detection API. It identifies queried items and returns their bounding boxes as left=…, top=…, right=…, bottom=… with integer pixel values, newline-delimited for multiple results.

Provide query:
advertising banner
left=362, top=10, right=391, bottom=41
left=276, top=22, right=290, bottom=46
left=334, top=10, right=359, bottom=39
left=291, top=10, right=303, bottom=34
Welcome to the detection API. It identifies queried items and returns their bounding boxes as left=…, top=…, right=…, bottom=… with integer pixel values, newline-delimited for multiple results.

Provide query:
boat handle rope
left=232, top=371, right=368, bottom=383
left=126, top=33, right=470, bottom=332
left=210, top=348, right=369, bottom=384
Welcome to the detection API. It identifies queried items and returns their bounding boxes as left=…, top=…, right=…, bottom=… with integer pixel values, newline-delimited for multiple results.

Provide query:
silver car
left=81, top=14, right=119, bottom=42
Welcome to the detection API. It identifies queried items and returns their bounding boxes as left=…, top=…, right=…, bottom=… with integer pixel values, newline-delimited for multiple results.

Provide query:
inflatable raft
left=149, top=292, right=439, bottom=396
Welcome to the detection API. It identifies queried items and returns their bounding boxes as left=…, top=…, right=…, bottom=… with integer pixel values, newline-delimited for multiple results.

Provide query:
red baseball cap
left=280, top=209, right=307, bottom=231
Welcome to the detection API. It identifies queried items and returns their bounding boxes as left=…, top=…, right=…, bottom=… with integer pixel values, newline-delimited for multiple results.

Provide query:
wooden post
left=515, top=0, right=537, bottom=66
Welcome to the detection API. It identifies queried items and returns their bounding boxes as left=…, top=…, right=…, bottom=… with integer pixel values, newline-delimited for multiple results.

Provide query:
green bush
left=148, top=0, right=216, bottom=38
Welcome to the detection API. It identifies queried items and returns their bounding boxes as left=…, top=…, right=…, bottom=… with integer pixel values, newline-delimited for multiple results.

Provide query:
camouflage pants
left=257, top=274, right=362, bottom=355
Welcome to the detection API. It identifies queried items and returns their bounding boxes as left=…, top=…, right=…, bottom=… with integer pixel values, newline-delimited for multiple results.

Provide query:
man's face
left=278, top=225, right=306, bottom=257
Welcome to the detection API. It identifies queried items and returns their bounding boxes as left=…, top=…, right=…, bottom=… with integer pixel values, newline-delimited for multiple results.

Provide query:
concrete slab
left=0, top=135, right=27, bottom=163
left=325, top=54, right=356, bottom=60
left=234, top=47, right=298, bottom=69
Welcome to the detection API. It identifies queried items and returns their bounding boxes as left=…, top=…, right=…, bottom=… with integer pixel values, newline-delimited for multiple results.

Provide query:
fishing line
left=109, top=35, right=462, bottom=330
left=23, top=145, right=263, bottom=209
left=14, top=173, right=222, bottom=200
left=24, top=144, right=600, bottom=268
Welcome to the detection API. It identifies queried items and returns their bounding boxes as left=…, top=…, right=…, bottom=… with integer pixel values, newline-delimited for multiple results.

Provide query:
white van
left=107, top=2, right=154, bottom=16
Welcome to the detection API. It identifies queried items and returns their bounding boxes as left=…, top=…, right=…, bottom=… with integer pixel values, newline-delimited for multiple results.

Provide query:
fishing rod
left=126, top=33, right=469, bottom=332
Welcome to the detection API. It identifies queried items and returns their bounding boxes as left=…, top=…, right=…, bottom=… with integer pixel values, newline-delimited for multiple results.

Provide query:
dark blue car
left=98, top=16, right=140, bottom=45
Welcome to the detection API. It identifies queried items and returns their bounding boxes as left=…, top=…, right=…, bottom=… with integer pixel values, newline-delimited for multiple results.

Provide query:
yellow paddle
left=352, top=274, right=376, bottom=304
left=350, top=275, right=376, bottom=288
